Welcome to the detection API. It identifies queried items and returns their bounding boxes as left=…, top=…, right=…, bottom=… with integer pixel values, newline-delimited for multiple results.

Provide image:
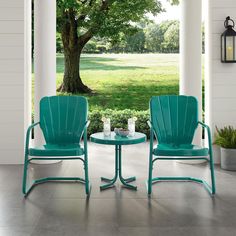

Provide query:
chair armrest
left=82, top=120, right=90, bottom=135
left=147, top=120, right=155, bottom=149
left=82, top=120, right=90, bottom=149
left=147, top=120, right=153, bottom=129
left=198, top=121, right=213, bottom=152
left=25, top=122, right=40, bottom=154
left=85, top=120, right=90, bottom=128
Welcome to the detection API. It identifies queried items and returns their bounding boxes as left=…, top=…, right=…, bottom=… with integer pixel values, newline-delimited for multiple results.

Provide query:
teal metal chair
left=147, top=95, right=216, bottom=195
left=22, top=96, right=90, bottom=196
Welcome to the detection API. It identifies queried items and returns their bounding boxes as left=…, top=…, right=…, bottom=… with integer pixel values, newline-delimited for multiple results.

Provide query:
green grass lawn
left=56, top=53, right=180, bottom=111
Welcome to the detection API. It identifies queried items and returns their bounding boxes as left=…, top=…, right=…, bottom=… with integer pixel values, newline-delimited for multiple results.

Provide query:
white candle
left=227, top=46, right=233, bottom=61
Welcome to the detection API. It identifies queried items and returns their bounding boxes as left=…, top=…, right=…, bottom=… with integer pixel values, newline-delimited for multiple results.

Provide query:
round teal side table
left=90, top=132, right=146, bottom=190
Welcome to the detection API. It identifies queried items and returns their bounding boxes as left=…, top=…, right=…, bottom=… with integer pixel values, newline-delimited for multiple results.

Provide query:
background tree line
left=57, top=20, right=204, bottom=54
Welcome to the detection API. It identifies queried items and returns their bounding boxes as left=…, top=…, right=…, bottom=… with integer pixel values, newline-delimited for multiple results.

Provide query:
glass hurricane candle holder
left=128, top=117, right=137, bottom=137
left=102, top=117, right=111, bottom=137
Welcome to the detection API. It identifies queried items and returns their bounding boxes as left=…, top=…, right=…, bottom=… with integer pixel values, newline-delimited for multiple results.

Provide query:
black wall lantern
left=221, top=16, right=236, bottom=63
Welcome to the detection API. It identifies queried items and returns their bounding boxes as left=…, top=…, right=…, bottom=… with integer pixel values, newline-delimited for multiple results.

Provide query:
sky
left=152, top=0, right=206, bottom=23
left=154, top=0, right=180, bottom=23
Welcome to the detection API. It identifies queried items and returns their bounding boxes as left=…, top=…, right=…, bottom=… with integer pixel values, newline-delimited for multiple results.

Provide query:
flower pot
left=221, top=147, right=236, bottom=170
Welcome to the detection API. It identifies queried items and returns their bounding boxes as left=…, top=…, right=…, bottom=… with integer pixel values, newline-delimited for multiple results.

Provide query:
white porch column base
left=179, top=0, right=204, bottom=164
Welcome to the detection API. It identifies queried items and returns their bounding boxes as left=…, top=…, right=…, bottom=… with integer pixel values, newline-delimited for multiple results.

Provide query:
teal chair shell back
left=40, top=96, right=88, bottom=144
left=150, top=95, right=198, bottom=145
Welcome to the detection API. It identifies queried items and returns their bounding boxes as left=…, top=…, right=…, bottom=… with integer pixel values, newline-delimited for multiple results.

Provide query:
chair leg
left=209, top=152, right=216, bottom=194
left=147, top=151, right=153, bottom=195
left=84, top=153, right=90, bottom=195
left=22, top=153, right=29, bottom=195
left=23, top=154, right=90, bottom=196
left=148, top=155, right=216, bottom=196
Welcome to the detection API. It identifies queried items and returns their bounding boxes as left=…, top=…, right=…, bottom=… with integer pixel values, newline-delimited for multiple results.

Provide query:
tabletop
left=90, top=132, right=146, bottom=145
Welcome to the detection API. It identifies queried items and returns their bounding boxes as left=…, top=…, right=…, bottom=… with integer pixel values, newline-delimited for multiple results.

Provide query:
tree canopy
left=162, top=21, right=179, bottom=52
left=168, top=0, right=179, bottom=5
left=78, top=20, right=181, bottom=54
left=57, top=0, right=162, bottom=42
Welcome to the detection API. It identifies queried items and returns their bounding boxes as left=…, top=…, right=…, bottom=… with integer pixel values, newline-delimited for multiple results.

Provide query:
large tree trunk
left=58, top=11, right=92, bottom=94
left=58, top=45, right=91, bottom=93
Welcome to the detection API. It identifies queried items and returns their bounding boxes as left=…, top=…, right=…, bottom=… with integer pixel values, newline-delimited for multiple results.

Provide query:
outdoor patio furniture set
left=22, top=95, right=216, bottom=197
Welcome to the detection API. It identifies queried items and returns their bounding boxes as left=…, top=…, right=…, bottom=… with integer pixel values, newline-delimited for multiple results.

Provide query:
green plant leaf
left=214, top=126, right=236, bottom=149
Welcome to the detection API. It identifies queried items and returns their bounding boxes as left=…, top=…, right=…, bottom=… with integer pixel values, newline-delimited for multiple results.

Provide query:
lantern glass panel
left=222, top=36, right=225, bottom=60
left=234, top=37, right=236, bottom=60
left=226, top=36, right=234, bottom=61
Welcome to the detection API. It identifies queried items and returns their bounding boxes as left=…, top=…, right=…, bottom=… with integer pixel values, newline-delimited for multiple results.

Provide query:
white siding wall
left=0, top=0, right=25, bottom=164
left=0, top=0, right=234, bottom=164
left=206, top=0, right=236, bottom=163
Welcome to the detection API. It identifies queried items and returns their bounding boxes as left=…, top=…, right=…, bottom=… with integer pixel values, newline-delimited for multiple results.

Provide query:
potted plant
left=214, top=126, right=236, bottom=170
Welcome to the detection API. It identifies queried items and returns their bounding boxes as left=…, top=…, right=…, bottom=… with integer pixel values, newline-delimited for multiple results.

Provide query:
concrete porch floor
left=0, top=142, right=236, bottom=236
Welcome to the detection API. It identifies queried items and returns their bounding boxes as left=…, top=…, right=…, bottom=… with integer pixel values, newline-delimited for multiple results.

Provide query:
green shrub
left=214, top=126, right=236, bottom=149
left=88, top=109, right=150, bottom=138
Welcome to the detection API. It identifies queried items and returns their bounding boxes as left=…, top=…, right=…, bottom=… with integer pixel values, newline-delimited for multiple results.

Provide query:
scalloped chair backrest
left=40, top=96, right=88, bottom=144
left=150, top=95, right=198, bottom=145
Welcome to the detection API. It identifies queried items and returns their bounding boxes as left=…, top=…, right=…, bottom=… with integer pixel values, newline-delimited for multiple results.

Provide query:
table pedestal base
left=100, top=145, right=137, bottom=190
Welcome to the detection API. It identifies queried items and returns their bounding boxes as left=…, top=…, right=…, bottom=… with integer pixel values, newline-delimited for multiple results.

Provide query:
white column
left=34, top=0, right=56, bottom=145
left=204, top=0, right=221, bottom=164
left=180, top=0, right=202, bottom=146
left=24, top=0, right=32, bottom=147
